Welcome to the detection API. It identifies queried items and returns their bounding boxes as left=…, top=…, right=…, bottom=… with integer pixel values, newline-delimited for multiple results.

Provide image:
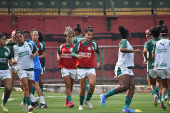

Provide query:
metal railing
left=0, top=0, right=170, bottom=15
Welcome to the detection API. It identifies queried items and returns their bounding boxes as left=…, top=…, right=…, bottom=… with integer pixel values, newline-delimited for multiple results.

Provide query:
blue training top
left=28, top=39, right=42, bottom=70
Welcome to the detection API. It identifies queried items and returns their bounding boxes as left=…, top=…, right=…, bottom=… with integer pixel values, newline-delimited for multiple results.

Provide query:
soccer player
left=144, top=28, right=161, bottom=103
left=2, top=30, right=17, bottom=101
left=23, top=30, right=47, bottom=109
left=57, top=26, right=76, bottom=108
left=72, top=24, right=89, bottom=98
left=0, top=33, right=13, bottom=112
left=71, top=26, right=100, bottom=110
left=37, top=31, right=46, bottom=98
left=152, top=27, right=170, bottom=109
left=100, top=26, right=142, bottom=113
left=11, top=30, right=35, bottom=112
left=143, top=27, right=160, bottom=107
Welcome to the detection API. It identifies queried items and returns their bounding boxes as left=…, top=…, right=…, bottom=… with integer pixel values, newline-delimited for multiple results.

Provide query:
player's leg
left=20, top=77, right=33, bottom=112
left=32, top=69, right=47, bottom=108
left=122, top=75, right=136, bottom=113
left=85, top=73, right=96, bottom=109
left=79, top=77, right=86, bottom=110
left=148, top=69, right=158, bottom=107
left=1, top=77, right=12, bottom=112
left=167, top=79, right=170, bottom=106
left=63, top=75, right=74, bottom=108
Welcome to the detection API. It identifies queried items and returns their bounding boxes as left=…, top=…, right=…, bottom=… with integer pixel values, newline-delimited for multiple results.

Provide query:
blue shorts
left=34, top=68, right=42, bottom=82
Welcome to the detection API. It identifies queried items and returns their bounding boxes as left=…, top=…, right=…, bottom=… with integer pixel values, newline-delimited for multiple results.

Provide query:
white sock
left=30, top=94, right=36, bottom=102
left=40, top=96, right=45, bottom=104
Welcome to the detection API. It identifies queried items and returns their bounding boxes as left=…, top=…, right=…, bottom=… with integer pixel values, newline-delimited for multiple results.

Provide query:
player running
left=143, top=27, right=160, bottom=107
left=72, top=24, right=89, bottom=98
left=37, top=31, right=46, bottom=99
left=2, top=30, right=17, bottom=101
left=11, top=30, right=36, bottom=112
left=71, top=26, right=100, bottom=110
left=57, top=26, right=76, bottom=108
left=152, top=27, right=170, bottom=109
left=100, top=26, right=142, bottom=113
left=0, top=33, right=13, bottom=112
left=22, top=30, right=47, bottom=109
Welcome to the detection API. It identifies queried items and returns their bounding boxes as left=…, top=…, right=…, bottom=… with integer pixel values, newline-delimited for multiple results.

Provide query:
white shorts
left=77, top=68, right=96, bottom=79
left=114, top=67, right=134, bottom=78
left=148, top=69, right=158, bottom=79
left=157, top=69, right=170, bottom=79
left=41, top=66, right=45, bottom=74
left=17, top=70, right=34, bottom=80
left=61, top=68, right=77, bottom=79
left=0, top=69, right=11, bottom=80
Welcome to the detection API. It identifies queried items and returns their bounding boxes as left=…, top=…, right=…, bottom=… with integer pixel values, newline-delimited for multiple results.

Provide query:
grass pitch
left=0, top=89, right=170, bottom=113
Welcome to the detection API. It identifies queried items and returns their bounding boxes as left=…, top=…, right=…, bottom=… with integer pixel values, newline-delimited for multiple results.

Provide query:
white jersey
left=153, top=39, right=170, bottom=69
left=12, top=42, right=35, bottom=71
left=115, top=39, right=134, bottom=68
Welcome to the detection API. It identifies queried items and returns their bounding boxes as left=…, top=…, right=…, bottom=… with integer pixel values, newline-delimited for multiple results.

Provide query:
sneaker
left=79, top=105, right=83, bottom=110
left=100, top=94, right=106, bottom=107
left=122, top=108, right=136, bottom=113
left=37, top=103, right=47, bottom=108
left=154, top=95, right=158, bottom=107
left=20, top=102, right=23, bottom=107
left=169, top=101, right=170, bottom=106
left=64, top=97, right=68, bottom=107
left=161, top=99, right=166, bottom=109
left=8, top=97, right=14, bottom=101
left=31, top=101, right=39, bottom=107
left=1, top=103, right=8, bottom=112
left=68, top=102, right=74, bottom=108
left=85, top=101, right=93, bottom=109
left=165, top=96, right=168, bottom=101
left=22, top=103, right=27, bottom=112
left=157, top=99, right=160, bottom=104
left=28, top=105, right=34, bottom=112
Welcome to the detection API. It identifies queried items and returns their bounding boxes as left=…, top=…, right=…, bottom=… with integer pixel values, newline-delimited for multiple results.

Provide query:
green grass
left=0, top=89, right=170, bottom=113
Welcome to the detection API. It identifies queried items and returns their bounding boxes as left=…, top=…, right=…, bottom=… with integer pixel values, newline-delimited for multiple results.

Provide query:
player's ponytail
left=74, top=24, right=81, bottom=34
left=118, top=26, right=129, bottom=39
left=85, top=26, right=93, bottom=33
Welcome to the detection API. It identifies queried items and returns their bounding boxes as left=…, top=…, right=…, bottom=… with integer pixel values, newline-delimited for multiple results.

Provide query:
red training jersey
left=59, top=43, right=77, bottom=69
left=76, top=40, right=95, bottom=68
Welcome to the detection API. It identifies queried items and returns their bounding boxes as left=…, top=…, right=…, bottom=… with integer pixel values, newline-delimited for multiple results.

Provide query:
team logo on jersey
left=160, top=42, right=166, bottom=47
left=4, top=52, right=8, bottom=56
left=88, top=47, right=91, bottom=50
left=69, top=48, right=73, bottom=52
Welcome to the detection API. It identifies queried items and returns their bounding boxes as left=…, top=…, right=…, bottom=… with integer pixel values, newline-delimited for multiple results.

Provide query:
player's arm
left=57, top=45, right=62, bottom=62
left=93, top=41, right=101, bottom=68
left=30, top=43, right=37, bottom=58
left=143, top=41, right=149, bottom=61
left=120, top=40, right=141, bottom=53
left=152, top=44, right=156, bottom=60
left=71, top=42, right=82, bottom=59
left=11, top=47, right=17, bottom=65
left=39, top=42, right=46, bottom=59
